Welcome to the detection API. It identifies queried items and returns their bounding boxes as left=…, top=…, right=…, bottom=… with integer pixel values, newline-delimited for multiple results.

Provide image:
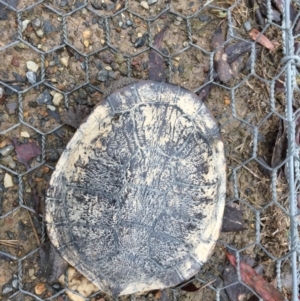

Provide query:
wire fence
left=0, top=0, right=299, bottom=300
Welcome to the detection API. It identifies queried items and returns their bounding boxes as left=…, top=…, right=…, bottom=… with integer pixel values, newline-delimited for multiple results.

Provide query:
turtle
left=45, top=79, right=226, bottom=297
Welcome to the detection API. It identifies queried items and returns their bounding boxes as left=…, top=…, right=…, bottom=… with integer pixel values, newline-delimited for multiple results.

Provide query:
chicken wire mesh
left=0, top=0, right=299, bottom=300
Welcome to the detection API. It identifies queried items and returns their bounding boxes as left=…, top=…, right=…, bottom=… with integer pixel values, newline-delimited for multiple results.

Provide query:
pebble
left=178, top=65, right=184, bottom=73
left=83, top=29, right=92, bottom=39
left=37, top=90, right=52, bottom=105
left=26, top=61, right=39, bottom=72
left=47, top=105, right=56, bottom=111
left=1, top=155, right=16, bottom=169
left=17, top=42, right=29, bottom=49
left=43, top=20, right=55, bottom=35
left=22, top=19, right=30, bottom=32
left=4, top=173, right=13, bottom=188
left=0, top=87, right=5, bottom=103
left=11, top=56, right=20, bottom=67
left=108, top=71, right=117, bottom=80
left=11, top=275, right=19, bottom=289
left=0, top=145, right=14, bottom=157
left=104, top=66, right=112, bottom=71
left=36, top=29, right=44, bottom=38
left=199, top=15, right=210, bottom=22
left=60, top=56, right=69, bottom=67
left=137, top=32, right=143, bottom=38
left=115, top=53, right=125, bottom=64
left=5, top=102, right=18, bottom=115
left=28, top=268, right=35, bottom=277
left=52, top=92, right=63, bottom=106
left=174, top=20, right=181, bottom=26
left=32, top=18, right=41, bottom=28
left=148, top=0, right=157, bottom=4
left=26, top=71, right=37, bottom=84
left=126, top=20, right=133, bottom=26
left=102, top=53, right=114, bottom=64
left=21, top=131, right=30, bottom=138
left=244, top=20, right=252, bottom=31
left=35, top=282, right=46, bottom=295
left=134, top=34, right=147, bottom=48
left=83, top=40, right=89, bottom=48
left=140, top=1, right=149, bottom=9
left=111, top=62, right=118, bottom=71
left=2, top=283, right=13, bottom=295
left=97, top=70, right=108, bottom=82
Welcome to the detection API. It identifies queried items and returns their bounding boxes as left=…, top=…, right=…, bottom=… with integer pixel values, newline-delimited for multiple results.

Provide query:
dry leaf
left=149, top=25, right=168, bottom=82
left=211, top=27, right=233, bottom=83
left=249, top=29, right=274, bottom=51
left=12, top=138, right=41, bottom=168
left=222, top=204, right=247, bottom=232
left=226, top=252, right=285, bottom=301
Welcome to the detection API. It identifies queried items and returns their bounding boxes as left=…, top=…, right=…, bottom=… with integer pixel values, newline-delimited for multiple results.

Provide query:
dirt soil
left=0, top=0, right=295, bottom=301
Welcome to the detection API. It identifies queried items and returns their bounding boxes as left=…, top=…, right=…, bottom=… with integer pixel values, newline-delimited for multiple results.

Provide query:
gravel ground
left=0, top=0, right=296, bottom=301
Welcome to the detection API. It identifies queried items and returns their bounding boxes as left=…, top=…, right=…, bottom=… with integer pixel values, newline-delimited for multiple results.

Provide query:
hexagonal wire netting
left=0, top=0, right=299, bottom=300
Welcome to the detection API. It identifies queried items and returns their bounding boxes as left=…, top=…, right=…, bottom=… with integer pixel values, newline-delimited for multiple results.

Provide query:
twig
left=228, top=155, right=263, bottom=180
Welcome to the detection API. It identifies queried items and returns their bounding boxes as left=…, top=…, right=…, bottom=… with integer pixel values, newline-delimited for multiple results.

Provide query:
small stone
left=148, top=0, right=157, bottom=4
left=21, top=131, right=30, bottom=138
left=115, top=53, right=125, bottom=64
left=140, top=1, right=149, bottom=9
left=244, top=20, right=252, bottom=31
left=83, top=29, right=92, bottom=39
left=102, top=53, right=114, bottom=64
left=83, top=40, right=89, bottom=48
left=4, top=173, right=13, bottom=188
left=36, top=29, right=44, bottom=38
left=11, top=275, right=19, bottom=289
left=26, top=71, right=37, bottom=84
left=17, top=42, right=29, bottom=49
left=36, top=90, right=52, bottom=105
left=97, top=70, right=108, bottom=82
left=176, top=16, right=183, bottom=21
left=0, top=145, right=14, bottom=156
left=35, top=283, right=46, bottom=295
left=60, top=56, right=69, bottom=67
left=28, top=268, right=35, bottom=277
left=137, top=32, right=143, bottom=38
left=0, top=87, right=5, bottom=104
left=183, top=41, right=189, bottom=47
left=134, top=34, right=147, bottom=48
left=22, top=19, right=30, bottom=32
left=174, top=56, right=180, bottom=61
left=32, top=18, right=41, bottom=28
left=11, top=56, right=20, bottom=67
left=5, top=102, right=18, bottom=115
left=108, top=71, right=117, bottom=80
left=47, top=105, right=56, bottom=111
left=26, top=61, right=39, bottom=72
left=104, top=66, right=112, bottom=71
left=52, top=92, right=63, bottom=106
left=111, top=62, right=118, bottom=71
left=178, top=65, right=184, bottom=73
left=199, top=15, right=210, bottom=22
left=1, top=155, right=16, bottom=169
left=174, top=20, right=181, bottom=26
left=43, top=20, right=55, bottom=35
left=2, top=283, right=13, bottom=295
left=101, top=39, right=105, bottom=45
left=126, top=19, right=133, bottom=26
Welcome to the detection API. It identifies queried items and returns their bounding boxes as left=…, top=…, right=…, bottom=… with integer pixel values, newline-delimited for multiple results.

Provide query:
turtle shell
left=45, top=81, right=226, bottom=296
